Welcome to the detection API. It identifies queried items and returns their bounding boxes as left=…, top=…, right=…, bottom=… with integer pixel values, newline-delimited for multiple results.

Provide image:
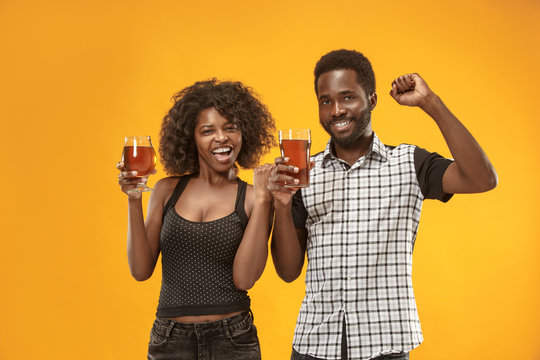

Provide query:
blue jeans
left=148, top=311, right=260, bottom=360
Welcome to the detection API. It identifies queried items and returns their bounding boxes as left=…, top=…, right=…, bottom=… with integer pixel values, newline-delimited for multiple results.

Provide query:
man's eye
left=320, top=99, right=330, bottom=105
left=344, top=95, right=353, bottom=101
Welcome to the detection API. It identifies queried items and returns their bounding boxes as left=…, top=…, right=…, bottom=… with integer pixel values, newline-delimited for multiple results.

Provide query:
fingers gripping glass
left=121, top=136, right=157, bottom=194
left=278, top=129, right=311, bottom=188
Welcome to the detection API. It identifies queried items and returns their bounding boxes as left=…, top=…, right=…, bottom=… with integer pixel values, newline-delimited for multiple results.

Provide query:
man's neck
left=332, top=132, right=374, bottom=166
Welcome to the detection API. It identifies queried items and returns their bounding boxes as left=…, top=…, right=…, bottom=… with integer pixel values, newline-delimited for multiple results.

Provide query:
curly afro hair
left=314, top=49, right=376, bottom=96
left=160, top=79, right=276, bottom=175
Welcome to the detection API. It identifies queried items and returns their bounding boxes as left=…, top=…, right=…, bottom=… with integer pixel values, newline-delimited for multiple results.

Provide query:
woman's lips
left=212, top=146, right=233, bottom=162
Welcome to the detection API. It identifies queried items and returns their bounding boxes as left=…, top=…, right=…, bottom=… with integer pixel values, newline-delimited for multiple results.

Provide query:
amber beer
left=279, top=129, right=311, bottom=188
left=122, top=146, right=156, bottom=176
left=122, top=136, right=156, bottom=193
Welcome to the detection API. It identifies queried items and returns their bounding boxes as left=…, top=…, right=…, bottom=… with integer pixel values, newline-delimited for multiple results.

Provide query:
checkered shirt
left=291, top=134, right=451, bottom=360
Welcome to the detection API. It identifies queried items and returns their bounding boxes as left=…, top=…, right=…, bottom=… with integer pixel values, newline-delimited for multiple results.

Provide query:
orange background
left=1, top=1, right=539, bottom=359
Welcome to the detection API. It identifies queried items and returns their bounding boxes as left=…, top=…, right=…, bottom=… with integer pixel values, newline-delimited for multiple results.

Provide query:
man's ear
left=369, top=92, right=377, bottom=110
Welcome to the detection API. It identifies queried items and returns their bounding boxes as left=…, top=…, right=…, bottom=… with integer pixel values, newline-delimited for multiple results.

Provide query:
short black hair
left=160, top=79, right=276, bottom=175
left=314, top=49, right=376, bottom=96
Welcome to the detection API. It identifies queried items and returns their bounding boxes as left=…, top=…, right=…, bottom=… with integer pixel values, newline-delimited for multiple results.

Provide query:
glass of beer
left=121, top=136, right=157, bottom=194
left=279, top=129, right=311, bottom=188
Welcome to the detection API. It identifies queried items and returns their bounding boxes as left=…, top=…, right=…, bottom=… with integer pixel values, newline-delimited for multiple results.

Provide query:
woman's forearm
left=127, top=198, right=159, bottom=281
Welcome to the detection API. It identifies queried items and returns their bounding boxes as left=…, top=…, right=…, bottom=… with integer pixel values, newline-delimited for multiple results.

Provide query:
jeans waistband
left=153, top=310, right=253, bottom=339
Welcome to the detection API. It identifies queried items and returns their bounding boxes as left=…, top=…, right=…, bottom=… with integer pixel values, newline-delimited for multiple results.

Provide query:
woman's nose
left=214, top=129, right=228, bottom=142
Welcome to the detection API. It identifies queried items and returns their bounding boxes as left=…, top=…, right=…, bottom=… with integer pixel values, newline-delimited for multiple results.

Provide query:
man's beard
left=322, top=107, right=372, bottom=148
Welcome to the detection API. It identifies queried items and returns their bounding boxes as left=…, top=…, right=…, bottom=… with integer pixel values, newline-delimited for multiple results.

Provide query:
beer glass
left=121, top=136, right=157, bottom=194
left=278, top=129, right=311, bottom=188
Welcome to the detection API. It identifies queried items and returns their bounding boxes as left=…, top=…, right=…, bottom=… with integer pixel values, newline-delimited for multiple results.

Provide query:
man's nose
left=331, top=101, right=346, bottom=117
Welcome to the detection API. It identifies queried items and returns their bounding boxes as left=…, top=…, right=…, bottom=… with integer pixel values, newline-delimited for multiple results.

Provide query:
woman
left=117, top=79, right=276, bottom=360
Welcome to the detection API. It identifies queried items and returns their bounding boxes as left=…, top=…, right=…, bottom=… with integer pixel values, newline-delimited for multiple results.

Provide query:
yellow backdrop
left=1, top=0, right=539, bottom=359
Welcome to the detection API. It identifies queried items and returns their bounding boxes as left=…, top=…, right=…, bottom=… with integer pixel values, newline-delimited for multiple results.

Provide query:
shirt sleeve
left=291, top=190, right=308, bottom=230
left=414, top=146, right=454, bottom=202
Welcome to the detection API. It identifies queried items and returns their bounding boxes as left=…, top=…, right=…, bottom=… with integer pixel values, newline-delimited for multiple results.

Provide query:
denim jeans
left=290, top=319, right=409, bottom=360
left=291, top=349, right=409, bottom=360
left=148, top=311, right=260, bottom=360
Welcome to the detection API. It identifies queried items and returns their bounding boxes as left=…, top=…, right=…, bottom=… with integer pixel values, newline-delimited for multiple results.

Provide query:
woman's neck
left=196, top=166, right=237, bottom=185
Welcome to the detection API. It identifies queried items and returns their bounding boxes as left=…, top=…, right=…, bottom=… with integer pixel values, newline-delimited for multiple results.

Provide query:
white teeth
left=334, top=120, right=350, bottom=128
left=212, top=146, right=232, bottom=154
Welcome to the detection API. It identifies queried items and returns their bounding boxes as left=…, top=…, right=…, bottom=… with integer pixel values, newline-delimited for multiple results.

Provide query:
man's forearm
left=271, top=205, right=306, bottom=283
left=421, top=94, right=498, bottom=193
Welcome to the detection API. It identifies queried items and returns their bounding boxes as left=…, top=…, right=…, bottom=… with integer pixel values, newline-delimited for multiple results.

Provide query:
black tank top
left=156, top=174, right=250, bottom=317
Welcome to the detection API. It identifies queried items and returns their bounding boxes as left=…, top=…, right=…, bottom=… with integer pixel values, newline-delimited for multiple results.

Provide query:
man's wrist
left=273, top=200, right=292, bottom=211
left=419, top=92, right=442, bottom=114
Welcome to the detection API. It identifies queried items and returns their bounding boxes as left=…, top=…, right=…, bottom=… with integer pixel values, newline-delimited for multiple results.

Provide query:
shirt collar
left=321, top=132, right=389, bottom=168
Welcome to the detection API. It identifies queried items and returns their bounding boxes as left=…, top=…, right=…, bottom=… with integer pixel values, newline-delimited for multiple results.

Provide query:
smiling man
left=268, top=49, right=498, bottom=360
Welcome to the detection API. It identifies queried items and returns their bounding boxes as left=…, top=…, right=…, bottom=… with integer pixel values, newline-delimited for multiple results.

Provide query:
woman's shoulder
left=244, top=181, right=254, bottom=194
left=155, top=176, right=182, bottom=188
left=243, top=182, right=255, bottom=216
left=151, top=176, right=190, bottom=210
left=244, top=182, right=254, bottom=194
left=236, top=176, right=253, bottom=194
left=153, top=176, right=184, bottom=198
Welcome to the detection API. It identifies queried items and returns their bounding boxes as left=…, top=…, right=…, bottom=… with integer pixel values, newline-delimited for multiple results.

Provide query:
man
left=268, top=49, right=497, bottom=360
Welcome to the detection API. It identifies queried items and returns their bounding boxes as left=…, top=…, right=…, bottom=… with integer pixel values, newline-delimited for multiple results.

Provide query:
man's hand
left=389, top=73, right=436, bottom=109
left=389, top=73, right=498, bottom=194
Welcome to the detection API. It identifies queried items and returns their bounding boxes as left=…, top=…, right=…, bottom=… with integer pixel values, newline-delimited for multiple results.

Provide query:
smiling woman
left=117, top=79, right=276, bottom=360
left=194, top=107, right=242, bottom=173
left=160, top=79, right=276, bottom=176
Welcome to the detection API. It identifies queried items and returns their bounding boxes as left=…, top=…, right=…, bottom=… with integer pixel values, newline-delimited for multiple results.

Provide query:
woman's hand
left=267, top=157, right=300, bottom=208
left=116, top=161, right=156, bottom=200
left=253, top=163, right=275, bottom=201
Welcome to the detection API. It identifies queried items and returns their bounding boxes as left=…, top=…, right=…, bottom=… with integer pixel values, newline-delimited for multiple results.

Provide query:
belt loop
left=249, top=309, right=254, bottom=323
left=165, top=320, right=175, bottom=339
left=222, top=317, right=231, bottom=338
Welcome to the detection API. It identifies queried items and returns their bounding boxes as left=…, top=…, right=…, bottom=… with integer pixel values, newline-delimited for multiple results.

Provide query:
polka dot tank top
left=156, top=174, right=250, bottom=317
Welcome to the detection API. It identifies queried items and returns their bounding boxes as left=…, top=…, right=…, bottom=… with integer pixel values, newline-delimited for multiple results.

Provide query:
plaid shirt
left=291, top=134, right=452, bottom=360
